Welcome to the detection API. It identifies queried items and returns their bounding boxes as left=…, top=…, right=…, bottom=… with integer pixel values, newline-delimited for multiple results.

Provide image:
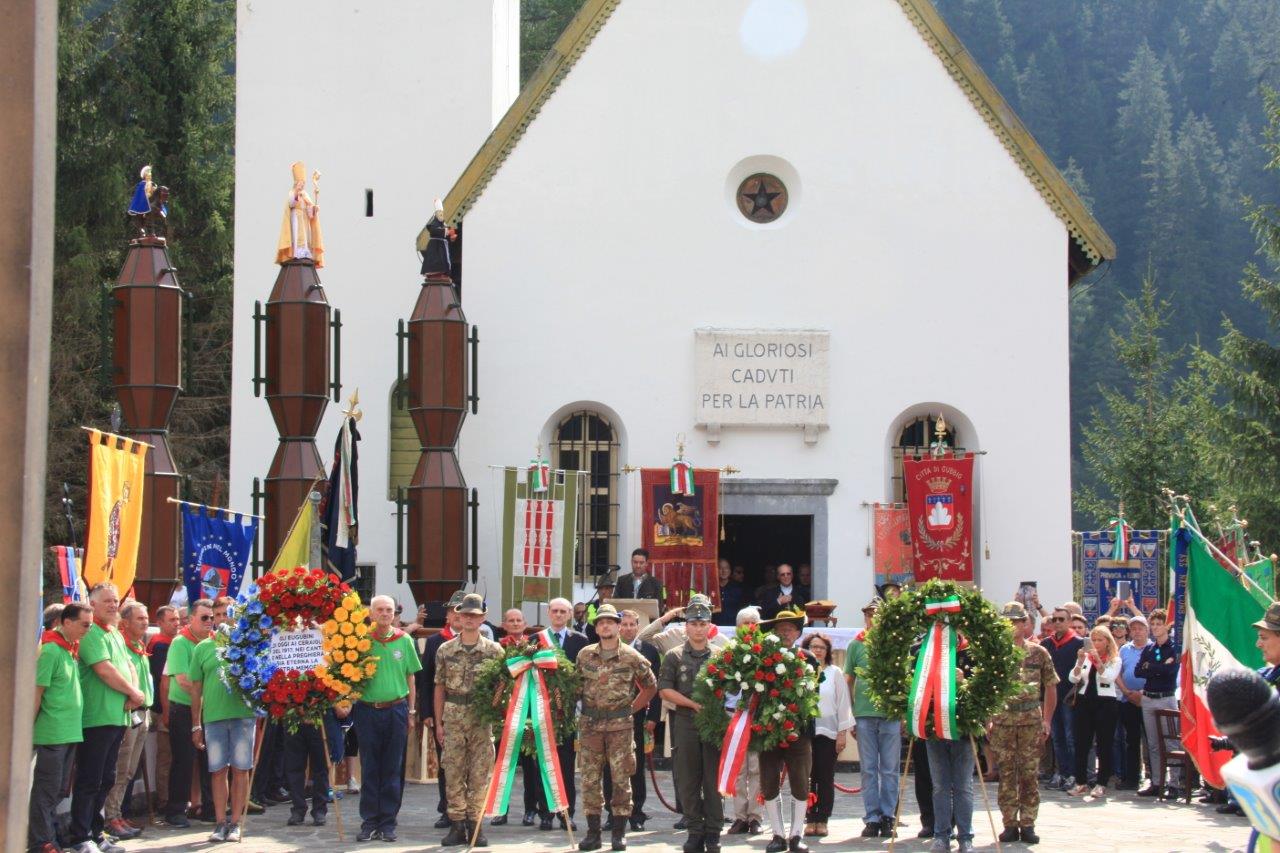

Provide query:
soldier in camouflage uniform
left=434, top=593, right=504, bottom=847
left=988, top=601, right=1058, bottom=846
left=576, top=603, right=658, bottom=852
left=657, top=597, right=724, bottom=853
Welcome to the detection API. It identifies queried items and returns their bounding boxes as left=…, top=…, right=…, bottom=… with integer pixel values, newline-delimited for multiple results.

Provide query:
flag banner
left=52, top=546, right=86, bottom=603
left=873, top=503, right=913, bottom=587
left=502, top=467, right=578, bottom=607
left=1180, top=522, right=1266, bottom=789
left=529, top=459, right=550, bottom=494
left=1079, top=528, right=1162, bottom=625
left=272, top=498, right=315, bottom=573
left=1246, top=558, right=1276, bottom=604
left=83, top=429, right=148, bottom=595
left=320, top=416, right=361, bottom=581
left=903, top=456, right=973, bottom=582
left=181, top=504, right=258, bottom=605
left=640, top=468, right=720, bottom=610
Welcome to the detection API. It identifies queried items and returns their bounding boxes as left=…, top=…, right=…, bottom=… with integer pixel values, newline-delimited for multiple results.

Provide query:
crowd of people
left=28, top=550, right=1276, bottom=852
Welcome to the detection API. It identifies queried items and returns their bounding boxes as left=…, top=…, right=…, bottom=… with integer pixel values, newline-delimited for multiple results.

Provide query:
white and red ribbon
left=716, top=694, right=757, bottom=796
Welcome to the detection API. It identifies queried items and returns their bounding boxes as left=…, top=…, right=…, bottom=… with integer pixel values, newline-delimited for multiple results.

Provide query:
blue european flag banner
left=182, top=504, right=258, bottom=605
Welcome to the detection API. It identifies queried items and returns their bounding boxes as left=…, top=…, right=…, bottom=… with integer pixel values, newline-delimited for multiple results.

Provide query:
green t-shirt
left=843, top=637, right=884, bottom=718
left=163, top=633, right=196, bottom=706
left=124, top=640, right=153, bottom=707
left=35, top=637, right=83, bottom=745
left=361, top=631, right=422, bottom=704
left=189, top=637, right=254, bottom=724
left=79, top=622, right=134, bottom=729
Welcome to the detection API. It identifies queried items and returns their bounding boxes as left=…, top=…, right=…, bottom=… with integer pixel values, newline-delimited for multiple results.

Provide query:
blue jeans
left=856, top=716, right=901, bottom=824
left=925, top=738, right=974, bottom=842
left=354, top=701, right=409, bottom=834
left=1050, top=696, right=1075, bottom=778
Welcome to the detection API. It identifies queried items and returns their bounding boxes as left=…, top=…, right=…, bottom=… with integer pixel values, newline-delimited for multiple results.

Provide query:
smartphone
left=1018, top=581, right=1037, bottom=608
left=1116, top=580, right=1132, bottom=601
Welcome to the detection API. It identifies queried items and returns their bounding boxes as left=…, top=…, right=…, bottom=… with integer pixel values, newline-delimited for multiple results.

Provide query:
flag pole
left=309, top=490, right=323, bottom=571
left=1166, top=491, right=1275, bottom=603
left=165, top=496, right=265, bottom=521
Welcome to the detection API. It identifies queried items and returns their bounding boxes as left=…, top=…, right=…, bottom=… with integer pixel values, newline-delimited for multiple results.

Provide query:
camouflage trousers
left=990, top=722, right=1043, bottom=828
left=580, top=725, right=636, bottom=817
left=442, top=703, right=495, bottom=821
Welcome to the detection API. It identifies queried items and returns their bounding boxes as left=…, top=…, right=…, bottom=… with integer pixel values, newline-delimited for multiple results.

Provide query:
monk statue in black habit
left=420, top=197, right=458, bottom=279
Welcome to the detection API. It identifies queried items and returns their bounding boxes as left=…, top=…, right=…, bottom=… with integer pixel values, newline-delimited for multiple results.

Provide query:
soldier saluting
left=576, top=603, right=658, bottom=852
left=988, top=601, right=1057, bottom=846
left=435, top=593, right=504, bottom=848
left=657, top=596, right=724, bottom=853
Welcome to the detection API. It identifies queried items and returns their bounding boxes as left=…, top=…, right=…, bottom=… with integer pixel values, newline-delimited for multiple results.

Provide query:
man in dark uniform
left=658, top=597, right=723, bottom=853
left=614, top=548, right=663, bottom=606
left=418, top=589, right=465, bottom=829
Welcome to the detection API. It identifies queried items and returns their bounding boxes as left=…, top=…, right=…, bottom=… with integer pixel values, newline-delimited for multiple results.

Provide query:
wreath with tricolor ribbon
left=217, top=566, right=376, bottom=733
left=862, top=579, right=1021, bottom=738
left=691, top=624, right=819, bottom=795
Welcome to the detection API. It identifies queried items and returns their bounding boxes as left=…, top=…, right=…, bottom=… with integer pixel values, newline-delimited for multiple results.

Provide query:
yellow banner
left=83, top=429, right=148, bottom=595
left=270, top=498, right=314, bottom=572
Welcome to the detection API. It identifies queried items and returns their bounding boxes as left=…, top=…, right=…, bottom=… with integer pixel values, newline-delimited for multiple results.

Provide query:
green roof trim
left=426, top=0, right=1116, bottom=282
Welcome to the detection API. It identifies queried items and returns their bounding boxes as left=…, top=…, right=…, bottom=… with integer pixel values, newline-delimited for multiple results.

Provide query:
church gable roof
left=429, top=0, right=1115, bottom=282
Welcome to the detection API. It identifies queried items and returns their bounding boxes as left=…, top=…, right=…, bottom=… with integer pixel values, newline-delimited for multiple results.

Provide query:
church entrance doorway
left=720, top=514, right=813, bottom=602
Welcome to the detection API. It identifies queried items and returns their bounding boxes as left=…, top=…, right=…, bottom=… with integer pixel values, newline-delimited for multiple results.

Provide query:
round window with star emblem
left=736, top=173, right=788, bottom=223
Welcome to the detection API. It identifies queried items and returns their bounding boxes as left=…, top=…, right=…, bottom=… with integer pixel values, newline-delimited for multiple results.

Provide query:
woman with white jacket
left=801, top=632, right=854, bottom=837
left=1067, top=626, right=1123, bottom=798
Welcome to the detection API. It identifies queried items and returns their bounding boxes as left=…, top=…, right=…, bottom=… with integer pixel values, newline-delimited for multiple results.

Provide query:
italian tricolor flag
left=1180, top=522, right=1266, bottom=788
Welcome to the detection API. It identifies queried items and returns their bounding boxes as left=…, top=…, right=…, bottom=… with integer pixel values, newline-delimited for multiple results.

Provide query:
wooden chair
left=1153, top=708, right=1194, bottom=803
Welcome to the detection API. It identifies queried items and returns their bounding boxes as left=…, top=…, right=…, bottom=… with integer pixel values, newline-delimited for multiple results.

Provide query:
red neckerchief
left=500, top=633, right=526, bottom=647
left=374, top=627, right=405, bottom=644
left=125, top=635, right=149, bottom=657
left=178, top=627, right=200, bottom=645
left=41, top=629, right=78, bottom=659
left=93, top=616, right=115, bottom=633
left=1044, top=632, right=1078, bottom=650
left=146, top=634, right=173, bottom=654
left=440, top=625, right=456, bottom=641
left=855, top=630, right=867, bottom=642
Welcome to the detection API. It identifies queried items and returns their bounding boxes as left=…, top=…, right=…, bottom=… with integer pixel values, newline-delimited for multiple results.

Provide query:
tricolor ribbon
left=484, top=632, right=569, bottom=817
left=909, top=595, right=962, bottom=740
left=716, top=693, right=757, bottom=796
left=1108, top=515, right=1129, bottom=561
left=670, top=459, right=696, bottom=496
left=529, top=459, right=550, bottom=494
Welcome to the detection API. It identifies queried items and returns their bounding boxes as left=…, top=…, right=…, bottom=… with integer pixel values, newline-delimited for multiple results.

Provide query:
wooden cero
left=112, top=234, right=183, bottom=612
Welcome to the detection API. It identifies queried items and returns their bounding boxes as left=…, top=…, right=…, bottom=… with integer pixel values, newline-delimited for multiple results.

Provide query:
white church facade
left=230, top=0, right=1114, bottom=618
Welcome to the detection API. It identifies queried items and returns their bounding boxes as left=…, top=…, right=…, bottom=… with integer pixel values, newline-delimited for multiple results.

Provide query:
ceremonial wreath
left=217, top=565, right=377, bottom=732
left=472, top=634, right=581, bottom=754
left=862, top=579, right=1021, bottom=738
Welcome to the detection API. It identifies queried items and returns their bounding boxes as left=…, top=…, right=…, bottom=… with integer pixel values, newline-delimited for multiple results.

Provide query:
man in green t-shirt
left=30, top=602, right=92, bottom=853
left=843, top=596, right=901, bottom=839
left=355, top=594, right=422, bottom=843
left=104, top=600, right=152, bottom=840
left=190, top=625, right=256, bottom=843
left=68, top=582, right=146, bottom=853
left=160, top=598, right=214, bottom=827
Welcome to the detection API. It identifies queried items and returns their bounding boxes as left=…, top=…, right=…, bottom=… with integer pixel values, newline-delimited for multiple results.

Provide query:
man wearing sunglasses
left=160, top=598, right=215, bottom=827
left=1040, top=607, right=1084, bottom=791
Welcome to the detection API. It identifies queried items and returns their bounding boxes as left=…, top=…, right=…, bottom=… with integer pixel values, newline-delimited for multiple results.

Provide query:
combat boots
left=610, top=815, right=627, bottom=850
left=704, top=831, right=722, bottom=853
left=682, top=831, right=705, bottom=852
left=472, top=819, right=489, bottom=847
left=579, top=814, right=603, bottom=851
left=440, top=819, right=469, bottom=847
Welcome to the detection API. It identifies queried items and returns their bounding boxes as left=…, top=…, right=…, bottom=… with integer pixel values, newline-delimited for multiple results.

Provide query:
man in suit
left=604, top=609, right=663, bottom=830
left=757, top=563, right=810, bottom=620
left=544, top=596, right=588, bottom=831
left=417, top=589, right=465, bottom=830
left=614, top=548, right=664, bottom=608
left=715, top=558, right=749, bottom=627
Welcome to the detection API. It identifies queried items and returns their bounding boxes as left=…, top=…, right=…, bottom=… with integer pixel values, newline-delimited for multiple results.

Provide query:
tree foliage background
left=48, top=0, right=1280, bottom=562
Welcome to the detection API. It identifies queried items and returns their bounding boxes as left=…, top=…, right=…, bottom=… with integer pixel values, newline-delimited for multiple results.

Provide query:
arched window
left=890, top=414, right=962, bottom=502
left=551, top=411, right=619, bottom=583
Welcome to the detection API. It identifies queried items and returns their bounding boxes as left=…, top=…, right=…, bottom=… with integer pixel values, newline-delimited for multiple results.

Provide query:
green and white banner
left=501, top=467, right=578, bottom=607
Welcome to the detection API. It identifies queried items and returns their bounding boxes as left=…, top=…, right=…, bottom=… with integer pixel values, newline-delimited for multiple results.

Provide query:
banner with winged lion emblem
left=903, top=456, right=973, bottom=582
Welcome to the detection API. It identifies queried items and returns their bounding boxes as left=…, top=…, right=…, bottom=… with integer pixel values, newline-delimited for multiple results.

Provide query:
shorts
left=205, top=717, right=256, bottom=772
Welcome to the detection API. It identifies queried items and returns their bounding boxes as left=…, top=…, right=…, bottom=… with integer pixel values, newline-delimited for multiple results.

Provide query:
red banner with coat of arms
left=903, top=456, right=974, bottom=582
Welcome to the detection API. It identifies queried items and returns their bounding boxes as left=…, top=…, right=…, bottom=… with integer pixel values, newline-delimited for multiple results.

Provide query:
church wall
left=455, top=0, right=1076, bottom=614
left=229, top=1, right=519, bottom=598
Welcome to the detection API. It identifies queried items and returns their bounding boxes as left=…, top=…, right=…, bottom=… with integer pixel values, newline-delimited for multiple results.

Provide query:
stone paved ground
left=121, top=771, right=1251, bottom=852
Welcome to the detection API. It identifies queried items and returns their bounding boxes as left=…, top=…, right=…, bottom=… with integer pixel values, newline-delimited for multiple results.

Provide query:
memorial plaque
left=695, top=329, right=829, bottom=429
